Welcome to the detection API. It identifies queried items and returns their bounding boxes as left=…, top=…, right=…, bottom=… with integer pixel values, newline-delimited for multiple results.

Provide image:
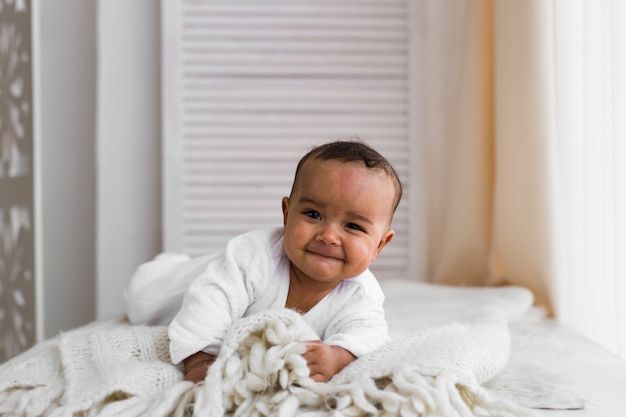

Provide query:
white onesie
left=124, top=228, right=389, bottom=365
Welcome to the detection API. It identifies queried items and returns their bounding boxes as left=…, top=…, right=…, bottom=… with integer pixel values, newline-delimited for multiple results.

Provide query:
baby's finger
left=301, top=341, right=322, bottom=356
left=302, top=340, right=323, bottom=349
left=310, top=372, right=327, bottom=382
left=301, top=349, right=319, bottom=365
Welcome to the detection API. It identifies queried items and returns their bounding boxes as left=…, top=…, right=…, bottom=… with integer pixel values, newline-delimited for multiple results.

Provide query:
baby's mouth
left=305, top=241, right=345, bottom=261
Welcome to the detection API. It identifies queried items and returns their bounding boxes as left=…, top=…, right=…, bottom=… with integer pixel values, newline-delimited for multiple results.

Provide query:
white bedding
left=508, top=319, right=626, bottom=417
left=379, top=280, right=626, bottom=417
left=0, top=280, right=624, bottom=417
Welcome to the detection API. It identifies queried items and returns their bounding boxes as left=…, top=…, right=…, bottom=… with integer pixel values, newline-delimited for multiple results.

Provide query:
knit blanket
left=0, top=282, right=578, bottom=417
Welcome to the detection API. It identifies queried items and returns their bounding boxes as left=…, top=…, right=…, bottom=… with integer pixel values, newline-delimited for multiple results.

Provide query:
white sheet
left=512, top=319, right=626, bottom=417
left=379, top=279, right=626, bottom=417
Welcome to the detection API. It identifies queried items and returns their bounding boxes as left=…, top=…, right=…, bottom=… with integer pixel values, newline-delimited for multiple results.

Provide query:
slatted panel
left=163, top=0, right=412, bottom=279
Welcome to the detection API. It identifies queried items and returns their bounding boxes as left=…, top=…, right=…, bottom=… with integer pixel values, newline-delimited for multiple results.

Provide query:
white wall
left=33, top=0, right=162, bottom=336
left=96, top=0, right=162, bottom=319
left=36, top=0, right=97, bottom=338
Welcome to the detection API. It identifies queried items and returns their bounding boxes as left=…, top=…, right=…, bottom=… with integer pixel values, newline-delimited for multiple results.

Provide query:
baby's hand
left=183, top=351, right=216, bottom=384
left=301, top=340, right=356, bottom=382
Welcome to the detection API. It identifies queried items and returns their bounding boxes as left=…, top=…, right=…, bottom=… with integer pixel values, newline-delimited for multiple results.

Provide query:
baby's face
left=282, top=159, right=395, bottom=286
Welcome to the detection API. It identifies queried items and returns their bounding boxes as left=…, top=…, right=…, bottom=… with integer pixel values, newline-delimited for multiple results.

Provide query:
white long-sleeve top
left=166, top=228, right=389, bottom=365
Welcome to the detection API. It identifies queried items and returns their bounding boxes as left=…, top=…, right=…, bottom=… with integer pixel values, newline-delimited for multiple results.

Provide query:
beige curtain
left=422, top=0, right=626, bottom=358
left=424, top=0, right=558, bottom=313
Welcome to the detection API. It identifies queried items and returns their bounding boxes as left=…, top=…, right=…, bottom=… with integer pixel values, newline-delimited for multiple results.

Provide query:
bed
left=0, top=279, right=624, bottom=417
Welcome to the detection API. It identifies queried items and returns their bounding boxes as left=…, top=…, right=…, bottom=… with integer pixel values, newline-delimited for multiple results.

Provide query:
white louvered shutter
left=162, top=0, right=422, bottom=281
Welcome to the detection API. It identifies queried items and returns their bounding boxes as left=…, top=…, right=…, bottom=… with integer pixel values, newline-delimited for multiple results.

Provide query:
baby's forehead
left=296, top=159, right=396, bottom=200
left=304, top=158, right=392, bottom=181
left=301, top=157, right=371, bottom=174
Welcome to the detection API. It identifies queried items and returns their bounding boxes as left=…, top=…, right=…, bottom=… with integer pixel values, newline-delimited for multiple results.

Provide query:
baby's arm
left=303, top=275, right=389, bottom=382
left=302, top=340, right=356, bottom=382
left=183, top=351, right=216, bottom=383
left=169, top=230, right=273, bottom=369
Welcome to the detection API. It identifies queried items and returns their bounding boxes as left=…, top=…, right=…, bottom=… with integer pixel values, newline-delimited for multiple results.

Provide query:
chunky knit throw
left=195, top=309, right=537, bottom=417
left=0, top=303, right=543, bottom=417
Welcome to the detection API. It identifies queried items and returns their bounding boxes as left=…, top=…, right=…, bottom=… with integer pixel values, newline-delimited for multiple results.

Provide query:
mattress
left=518, top=319, right=626, bottom=417
left=380, top=280, right=626, bottom=417
left=0, top=279, right=624, bottom=417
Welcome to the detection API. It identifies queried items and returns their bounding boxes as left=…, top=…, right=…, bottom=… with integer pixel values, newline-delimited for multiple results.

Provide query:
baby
left=127, top=140, right=403, bottom=384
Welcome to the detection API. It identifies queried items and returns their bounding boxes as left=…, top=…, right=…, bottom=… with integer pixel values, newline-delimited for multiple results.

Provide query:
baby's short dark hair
left=290, top=140, right=403, bottom=216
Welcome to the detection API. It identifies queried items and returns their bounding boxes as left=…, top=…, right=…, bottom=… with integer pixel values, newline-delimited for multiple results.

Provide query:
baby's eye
left=304, top=210, right=321, bottom=220
left=346, top=223, right=364, bottom=232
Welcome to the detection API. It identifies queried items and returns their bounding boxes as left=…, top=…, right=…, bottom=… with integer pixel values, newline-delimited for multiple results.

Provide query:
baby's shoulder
left=337, top=270, right=384, bottom=300
left=231, top=227, right=283, bottom=250
left=223, top=228, right=284, bottom=261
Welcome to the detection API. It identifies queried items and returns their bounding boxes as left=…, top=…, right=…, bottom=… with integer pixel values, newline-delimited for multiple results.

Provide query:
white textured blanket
left=195, top=307, right=542, bottom=417
left=0, top=281, right=577, bottom=417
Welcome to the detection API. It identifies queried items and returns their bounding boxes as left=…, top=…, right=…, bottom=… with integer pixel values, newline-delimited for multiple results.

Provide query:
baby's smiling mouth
left=305, top=241, right=345, bottom=261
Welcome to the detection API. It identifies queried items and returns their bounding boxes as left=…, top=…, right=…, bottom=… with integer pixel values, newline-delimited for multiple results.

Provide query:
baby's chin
left=294, top=264, right=367, bottom=285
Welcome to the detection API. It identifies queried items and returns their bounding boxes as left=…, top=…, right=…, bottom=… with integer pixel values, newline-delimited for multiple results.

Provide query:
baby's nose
left=316, top=223, right=340, bottom=245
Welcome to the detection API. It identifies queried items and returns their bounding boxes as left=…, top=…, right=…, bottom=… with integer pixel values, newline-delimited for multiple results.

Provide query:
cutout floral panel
left=0, top=0, right=34, bottom=363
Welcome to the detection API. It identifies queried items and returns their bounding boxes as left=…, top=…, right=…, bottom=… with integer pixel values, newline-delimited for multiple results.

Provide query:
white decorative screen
left=162, top=0, right=421, bottom=281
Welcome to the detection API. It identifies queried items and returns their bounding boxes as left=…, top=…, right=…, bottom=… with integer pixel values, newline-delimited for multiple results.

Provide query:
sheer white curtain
left=554, top=0, right=626, bottom=358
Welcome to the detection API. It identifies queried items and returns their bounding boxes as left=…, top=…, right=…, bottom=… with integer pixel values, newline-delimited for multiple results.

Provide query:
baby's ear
left=281, top=197, right=290, bottom=226
left=373, top=229, right=395, bottom=260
